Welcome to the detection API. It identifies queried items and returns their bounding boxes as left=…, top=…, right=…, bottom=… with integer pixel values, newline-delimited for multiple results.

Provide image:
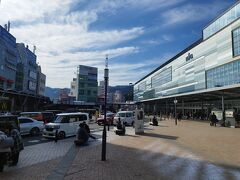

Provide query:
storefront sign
left=186, top=53, right=193, bottom=61
left=225, top=110, right=234, bottom=118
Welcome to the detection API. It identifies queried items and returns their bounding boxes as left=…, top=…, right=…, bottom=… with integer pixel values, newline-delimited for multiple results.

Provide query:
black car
left=0, top=115, right=24, bottom=172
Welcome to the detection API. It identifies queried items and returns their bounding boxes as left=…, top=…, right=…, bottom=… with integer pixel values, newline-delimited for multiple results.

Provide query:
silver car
left=18, top=117, right=44, bottom=136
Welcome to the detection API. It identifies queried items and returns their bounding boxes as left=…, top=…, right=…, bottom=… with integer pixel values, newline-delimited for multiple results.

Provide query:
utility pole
left=101, top=55, right=109, bottom=161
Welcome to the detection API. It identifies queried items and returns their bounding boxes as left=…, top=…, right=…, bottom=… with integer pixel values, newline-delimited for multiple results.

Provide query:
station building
left=134, top=1, right=240, bottom=124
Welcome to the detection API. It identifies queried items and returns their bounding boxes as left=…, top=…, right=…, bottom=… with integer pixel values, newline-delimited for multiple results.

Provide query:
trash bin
left=134, top=110, right=144, bottom=134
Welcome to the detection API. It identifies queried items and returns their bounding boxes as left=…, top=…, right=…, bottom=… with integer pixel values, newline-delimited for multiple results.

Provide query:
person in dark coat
left=210, top=113, right=217, bottom=127
left=74, top=123, right=89, bottom=146
left=212, top=113, right=217, bottom=127
left=150, top=116, right=158, bottom=126
left=82, top=121, right=96, bottom=139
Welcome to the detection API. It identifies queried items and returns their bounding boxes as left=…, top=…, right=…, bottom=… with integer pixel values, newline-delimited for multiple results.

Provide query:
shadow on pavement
left=141, top=133, right=178, bottom=140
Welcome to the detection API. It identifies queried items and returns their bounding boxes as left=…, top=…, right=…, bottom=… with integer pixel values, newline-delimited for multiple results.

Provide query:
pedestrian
left=74, top=123, right=89, bottom=146
left=212, top=113, right=217, bottom=127
left=150, top=116, right=158, bottom=126
left=82, top=121, right=96, bottom=139
left=54, top=130, right=58, bottom=143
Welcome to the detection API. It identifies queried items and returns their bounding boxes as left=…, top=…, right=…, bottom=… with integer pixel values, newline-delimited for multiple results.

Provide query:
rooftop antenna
left=105, top=54, right=108, bottom=68
left=33, top=45, right=36, bottom=54
left=7, top=21, right=10, bottom=32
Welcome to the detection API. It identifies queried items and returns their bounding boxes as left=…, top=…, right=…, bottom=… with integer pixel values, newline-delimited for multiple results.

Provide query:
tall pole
left=102, top=55, right=109, bottom=161
left=174, top=98, right=178, bottom=125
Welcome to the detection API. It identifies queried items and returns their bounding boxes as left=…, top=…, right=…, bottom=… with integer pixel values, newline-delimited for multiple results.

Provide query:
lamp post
left=174, top=98, right=178, bottom=125
left=101, top=55, right=109, bottom=161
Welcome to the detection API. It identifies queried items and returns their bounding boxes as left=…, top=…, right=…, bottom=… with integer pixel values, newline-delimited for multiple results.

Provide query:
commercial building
left=0, top=24, right=17, bottom=90
left=76, top=65, right=98, bottom=104
left=69, top=78, right=77, bottom=98
left=16, top=43, right=38, bottom=95
left=134, top=1, right=240, bottom=125
left=36, top=65, right=46, bottom=96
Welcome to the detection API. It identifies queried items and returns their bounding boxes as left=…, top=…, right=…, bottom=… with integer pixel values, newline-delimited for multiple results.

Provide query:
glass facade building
left=203, top=2, right=240, bottom=39
left=134, top=1, right=240, bottom=104
left=77, top=65, right=98, bottom=103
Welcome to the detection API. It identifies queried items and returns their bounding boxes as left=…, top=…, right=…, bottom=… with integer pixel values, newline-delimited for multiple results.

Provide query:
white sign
left=28, top=81, right=36, bottom=91
left=225, top=110, right=234, bottom=118
left=29, top=71, right=37, bottom=80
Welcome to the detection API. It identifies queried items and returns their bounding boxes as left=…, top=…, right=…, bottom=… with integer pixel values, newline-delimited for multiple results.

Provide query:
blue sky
left=0, top=0, right=237, bottom=88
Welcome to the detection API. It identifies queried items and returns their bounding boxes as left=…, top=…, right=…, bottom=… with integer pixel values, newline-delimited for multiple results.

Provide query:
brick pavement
left=64, top=120, right=240, bottom=180
left=0, top=120, right=239, bottom=180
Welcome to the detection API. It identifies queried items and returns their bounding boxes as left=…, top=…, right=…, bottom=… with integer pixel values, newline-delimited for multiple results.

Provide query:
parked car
left=44, top=110, right=63, bottom=118
left=20, top=112, right=54, bottom=124
left=0, top=115, right=24, bottom=172
left=43, top=112, right=89, bottom=139
left=97, top=112, right=115, bottom=125
left=113, top=111, right=135, bottom=126
left=18, top=117, right=44, bottom=136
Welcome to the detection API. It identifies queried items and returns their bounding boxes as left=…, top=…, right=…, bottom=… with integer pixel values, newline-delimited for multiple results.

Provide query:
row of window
left=0, top=80, right=12, bottom=89
left=151, top=67, right=172, bottom=88
left=206, top=60, right=240, bottom=88
left=136, top=25, right=240, bottom=98
left=203, top=2, right=240, bottom=39
left=79, top=82, right=97, bottom=88
left=79, top=89, right=97, bottom=95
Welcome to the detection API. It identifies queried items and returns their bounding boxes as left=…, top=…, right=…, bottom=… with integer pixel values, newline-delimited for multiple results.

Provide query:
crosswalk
left=138, top=141, right=240, bottom=180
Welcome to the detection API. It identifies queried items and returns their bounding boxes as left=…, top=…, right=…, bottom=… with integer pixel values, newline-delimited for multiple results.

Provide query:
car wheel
left=0, top=163, right=4, bottom=172
left=30, top=127, right=40, bottom=136
left=58, top=131, right=66, bottom=139
left=11, top=152, right=19, bottom=166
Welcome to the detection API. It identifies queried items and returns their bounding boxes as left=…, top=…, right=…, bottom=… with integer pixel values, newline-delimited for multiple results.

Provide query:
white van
left=113, top=111, right=135, bottom=126
left=43, top=112, right=89, bottom=139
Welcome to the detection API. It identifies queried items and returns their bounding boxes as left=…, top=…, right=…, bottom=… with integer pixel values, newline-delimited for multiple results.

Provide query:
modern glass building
left=76, top=65, right=98, bottom=104
left=134, top=1, right=240, bottom=122
left=0, top=25, right=18, bottom=90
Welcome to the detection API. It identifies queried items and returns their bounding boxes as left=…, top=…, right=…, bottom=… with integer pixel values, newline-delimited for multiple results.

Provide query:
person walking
left=212, top=113, right=217, bottom=127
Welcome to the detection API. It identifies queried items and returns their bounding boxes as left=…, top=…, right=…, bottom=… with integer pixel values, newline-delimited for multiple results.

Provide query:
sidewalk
left=0, top=120, right=239, bottom=180
left=63, top=120, right=240, bottom=180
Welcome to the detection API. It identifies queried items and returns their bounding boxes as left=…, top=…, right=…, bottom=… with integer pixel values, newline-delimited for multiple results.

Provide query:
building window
left=204, top=3, right=240, bottom=39
left=206, top=60, right=240, bottom=88
left=7, top=82, right=12, bottom=89
left=233, top=27, right=240, bottom=57
left=138, top=81, right=146, bottom=92
left=151, top=67, right=172, bottom=88
left=87, top=90, right=91, bottom=95
left=79, top=90, right=84, bottom=95
left=79, top=83, right=85, bottom=88
left=0, top=81, right=4, bottom=88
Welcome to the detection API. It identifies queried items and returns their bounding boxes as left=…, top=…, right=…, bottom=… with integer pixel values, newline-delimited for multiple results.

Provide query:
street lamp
left=101, top=55, right=109, bottom=161
left=174, top=98, right=178, bottom=125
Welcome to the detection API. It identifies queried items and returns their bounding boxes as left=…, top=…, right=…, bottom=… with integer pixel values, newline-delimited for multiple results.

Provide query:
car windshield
left=54, top=116, right=63, bottom=123
left=116, top=113, right=125, bottom=117
left=54, top=116, right=70, bottom=123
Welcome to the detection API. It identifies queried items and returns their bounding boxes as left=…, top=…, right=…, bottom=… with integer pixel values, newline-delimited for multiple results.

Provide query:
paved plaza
left=0, top=119, right=239, bottom=180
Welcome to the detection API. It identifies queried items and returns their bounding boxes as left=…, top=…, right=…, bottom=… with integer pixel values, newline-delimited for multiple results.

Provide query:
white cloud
left=0, top=0, right=146, bottom=88
left=92, top=0, right=186, bottom=13
left=162, top=1, right=231, bottom=26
